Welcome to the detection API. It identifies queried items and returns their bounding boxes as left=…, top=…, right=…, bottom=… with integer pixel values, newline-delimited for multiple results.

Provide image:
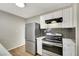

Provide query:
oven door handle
left=42, top=41, right=63, bottom=47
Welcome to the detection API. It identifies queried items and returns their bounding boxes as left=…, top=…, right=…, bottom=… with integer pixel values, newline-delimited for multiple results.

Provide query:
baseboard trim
left=8, top=43, right=25, bottom=51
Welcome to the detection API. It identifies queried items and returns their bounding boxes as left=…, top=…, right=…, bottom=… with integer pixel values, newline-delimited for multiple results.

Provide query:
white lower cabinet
left=37, top=37, right=44, bottom=55
left=63, top=38, right=76, bottom=56
left=37, top=39, right=42, bottom=55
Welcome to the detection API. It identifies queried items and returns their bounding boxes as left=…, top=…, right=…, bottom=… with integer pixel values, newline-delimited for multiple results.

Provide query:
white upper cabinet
left=40, top=10, right=62, bottom=29
left=62, top=7, right=73, bottom=28
left=40, top=6, right=74, bottom=29
left=53, top=10, right=62, bottom=18
left=40, top=16, right=47, bottom=29
left=40, top=11, right=55, bottom=29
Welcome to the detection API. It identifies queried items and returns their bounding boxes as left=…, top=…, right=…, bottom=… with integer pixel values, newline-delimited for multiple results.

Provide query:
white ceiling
left=0, top=3, right=72, bottom=18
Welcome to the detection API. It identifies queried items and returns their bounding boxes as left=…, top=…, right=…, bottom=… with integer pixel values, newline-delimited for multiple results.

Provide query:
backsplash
left=40, top=29, right=46, bottom=36
left=40, top=28, right=75, bottom=42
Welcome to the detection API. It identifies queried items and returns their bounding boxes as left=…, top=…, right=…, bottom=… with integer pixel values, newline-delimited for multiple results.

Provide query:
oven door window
left=43, top=43, right=63, bottom=56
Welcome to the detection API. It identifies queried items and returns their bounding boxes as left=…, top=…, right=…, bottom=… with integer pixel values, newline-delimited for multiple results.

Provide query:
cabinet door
left=40, top=10, right=62, bottom=29
left=53, top=10, right=62, bottom=18
left=47, top=10, right=63, bottom=28
left=40, top=12, right=55, bottom=29
left=37, top=39, right=42, bottom=55
left=40, top=16, right=47, bottom=29
left=63, top=39, right=76, bottom=56
left=62, top=7, right=73, bottom=27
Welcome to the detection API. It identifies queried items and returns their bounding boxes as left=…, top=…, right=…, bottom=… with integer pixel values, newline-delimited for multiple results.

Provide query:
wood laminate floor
left=9, top=45, right=33, bottom=56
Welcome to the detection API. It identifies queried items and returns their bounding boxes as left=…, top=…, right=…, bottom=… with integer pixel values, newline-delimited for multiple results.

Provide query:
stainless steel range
left=42, top=29, right=63, bottom=56
left=45, top=33, right=62, bottom=43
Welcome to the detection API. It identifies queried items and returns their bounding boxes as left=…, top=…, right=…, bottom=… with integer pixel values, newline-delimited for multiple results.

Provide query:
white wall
left=25, top=16, right=40, bottom=24
left=77, top=4, right=79, bottom=56
left=0, top=11, right=25, bottom=50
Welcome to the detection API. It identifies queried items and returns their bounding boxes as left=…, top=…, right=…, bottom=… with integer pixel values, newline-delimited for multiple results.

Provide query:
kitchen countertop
left=36, top=36, right=45, bottom=40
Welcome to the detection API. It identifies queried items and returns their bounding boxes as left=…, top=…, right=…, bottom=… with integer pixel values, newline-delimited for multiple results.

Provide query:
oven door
left=42, top=40, right=63, bottom=56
